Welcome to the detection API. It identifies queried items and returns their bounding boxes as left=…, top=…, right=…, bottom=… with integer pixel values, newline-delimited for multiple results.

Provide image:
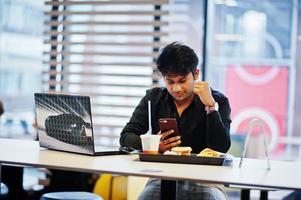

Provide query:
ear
left=193, top=69, right=200, bottom=80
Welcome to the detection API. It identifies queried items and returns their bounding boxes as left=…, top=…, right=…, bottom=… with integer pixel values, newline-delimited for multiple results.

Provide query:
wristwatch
left=205, top=102, right=219, bottom=114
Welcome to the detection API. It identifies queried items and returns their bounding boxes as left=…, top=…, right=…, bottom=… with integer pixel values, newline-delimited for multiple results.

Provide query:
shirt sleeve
left=119, top=93, right=150, bottom=150
left=206, top=97, right=231, bottom=153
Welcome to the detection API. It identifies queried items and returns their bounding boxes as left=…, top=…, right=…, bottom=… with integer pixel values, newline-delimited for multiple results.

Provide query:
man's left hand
left=193, top=81, right=215, bottom=106
left=157, top=130, right=181, bottom=153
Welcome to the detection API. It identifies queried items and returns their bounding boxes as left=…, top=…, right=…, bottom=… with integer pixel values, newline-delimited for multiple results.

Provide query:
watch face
left=205, top=102, right=219, bottom=113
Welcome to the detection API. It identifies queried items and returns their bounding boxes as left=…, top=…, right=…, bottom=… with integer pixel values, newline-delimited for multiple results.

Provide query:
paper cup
left=140, top=134, right=161, bottom=154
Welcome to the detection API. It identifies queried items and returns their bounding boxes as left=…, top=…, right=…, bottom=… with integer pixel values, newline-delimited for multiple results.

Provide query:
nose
left=173, top=84, right=181, bottom=92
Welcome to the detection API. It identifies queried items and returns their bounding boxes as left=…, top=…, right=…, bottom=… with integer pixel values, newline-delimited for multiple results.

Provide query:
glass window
left=41, top=0, right=205, bottom=147
left=206, top=0, right=298, bottom=159
left=0, top=0, right=44, bottom=138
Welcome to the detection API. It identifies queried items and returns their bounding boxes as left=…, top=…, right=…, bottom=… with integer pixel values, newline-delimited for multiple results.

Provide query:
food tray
left=138, top=153, right=225, bottom=166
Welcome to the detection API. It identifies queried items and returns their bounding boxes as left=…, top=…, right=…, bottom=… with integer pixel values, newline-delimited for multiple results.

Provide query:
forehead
left=164, top=73, right=191, bottom=80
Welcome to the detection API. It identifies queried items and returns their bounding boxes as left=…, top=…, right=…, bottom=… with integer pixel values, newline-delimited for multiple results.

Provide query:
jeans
left=138, top=179, right=227, bottom=200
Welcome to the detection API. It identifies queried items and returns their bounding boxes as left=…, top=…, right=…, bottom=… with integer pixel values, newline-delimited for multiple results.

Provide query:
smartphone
left=159, top=118, right=180, bottom=139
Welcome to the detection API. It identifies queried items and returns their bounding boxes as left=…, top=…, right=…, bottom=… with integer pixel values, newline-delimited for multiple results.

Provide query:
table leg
left=0, top=163, right=2, bottom=194
left=260, top=191, right=268, bottom=200
left=161, top=180, right=176, bottom=200
left=241, top=189, right=250, bottom=200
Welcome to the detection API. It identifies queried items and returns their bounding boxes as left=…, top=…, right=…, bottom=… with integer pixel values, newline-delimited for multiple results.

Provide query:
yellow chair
left=93, top=174, right=127, bottom=200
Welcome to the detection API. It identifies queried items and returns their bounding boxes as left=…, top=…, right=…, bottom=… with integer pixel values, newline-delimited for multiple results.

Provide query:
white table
left=1, top=138, right=301, bottom=197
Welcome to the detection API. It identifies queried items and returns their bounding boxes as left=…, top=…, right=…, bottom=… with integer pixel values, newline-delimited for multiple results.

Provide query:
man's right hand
left=157, top=130, right=181, bottom=153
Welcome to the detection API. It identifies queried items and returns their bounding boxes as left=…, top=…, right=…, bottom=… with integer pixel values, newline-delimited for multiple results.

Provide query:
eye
left=179, top=79, right=186, bottom=83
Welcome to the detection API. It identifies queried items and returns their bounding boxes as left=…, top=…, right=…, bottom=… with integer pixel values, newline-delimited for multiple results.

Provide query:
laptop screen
left=34, top=93, right=95, bottom=155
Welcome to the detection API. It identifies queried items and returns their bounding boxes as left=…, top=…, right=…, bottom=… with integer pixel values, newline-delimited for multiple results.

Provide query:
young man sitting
left=120, top=42, right=231, bottom=200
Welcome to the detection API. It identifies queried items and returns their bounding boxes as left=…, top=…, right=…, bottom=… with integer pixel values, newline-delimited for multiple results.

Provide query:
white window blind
left=43, top=0, right=169, bottom=147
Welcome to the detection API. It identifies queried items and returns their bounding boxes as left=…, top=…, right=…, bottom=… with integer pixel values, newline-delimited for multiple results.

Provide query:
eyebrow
left=166, top=77, right=187, bottom=81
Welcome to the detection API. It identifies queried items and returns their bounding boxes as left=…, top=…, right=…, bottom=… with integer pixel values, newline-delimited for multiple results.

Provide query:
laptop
left=34, top=93, right=123, bottom=156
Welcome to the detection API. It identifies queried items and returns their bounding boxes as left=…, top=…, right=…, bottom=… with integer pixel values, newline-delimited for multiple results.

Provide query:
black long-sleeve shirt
left=120, top=87, right=231, bottom=153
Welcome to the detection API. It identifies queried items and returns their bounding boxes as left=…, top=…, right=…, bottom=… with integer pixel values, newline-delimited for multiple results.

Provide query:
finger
left=194, top=81, right=205, bottom=86
left=163, top=136, right=181, bottom=144
left=194, top=81, right=203, bottom=85
left=159, top=140, right=181, bottom=153
left=193, top=88, right=200, bottom=94
left=193, top=84, right=201, bottom=89
left=166, top=140, right=181, bottom=150
left=193, top=86, right=204, bottom=92
left=161, top=129, right=174, bottom=138
left=195, top=82, right=209, bottom=89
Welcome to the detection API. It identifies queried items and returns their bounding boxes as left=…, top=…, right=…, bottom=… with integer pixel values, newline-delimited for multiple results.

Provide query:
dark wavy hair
left=156, top=42, right=199, bottom=76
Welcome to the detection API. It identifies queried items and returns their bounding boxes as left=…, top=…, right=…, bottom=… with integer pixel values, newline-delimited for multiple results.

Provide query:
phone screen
left=159, top=118, right=179, bottom=139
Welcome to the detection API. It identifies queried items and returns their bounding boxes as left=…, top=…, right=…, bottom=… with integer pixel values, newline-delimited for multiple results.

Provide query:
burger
left=197, top=148, right=220, bottom=157
left=171, top=147, right=192, bottom=156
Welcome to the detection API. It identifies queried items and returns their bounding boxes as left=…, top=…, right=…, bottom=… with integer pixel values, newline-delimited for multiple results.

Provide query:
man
left=120, top=42, right=231, bottom=199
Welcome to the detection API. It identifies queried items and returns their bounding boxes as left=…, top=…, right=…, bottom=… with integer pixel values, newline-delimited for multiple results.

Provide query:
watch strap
left=205, top=102, right=218, bottom=114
